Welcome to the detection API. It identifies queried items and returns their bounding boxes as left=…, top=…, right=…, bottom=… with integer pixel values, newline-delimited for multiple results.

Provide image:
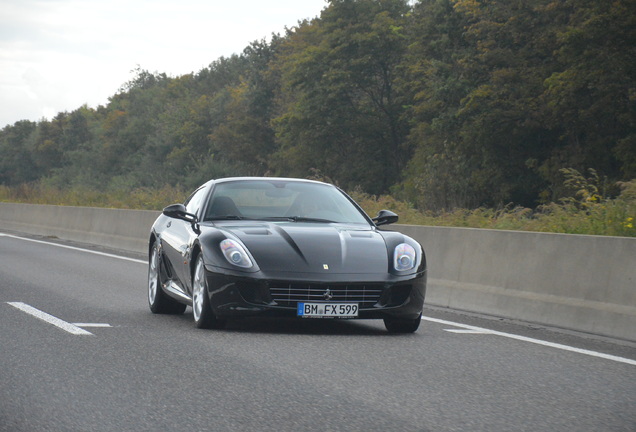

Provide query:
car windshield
left=203, top=180, right=369, bottom=224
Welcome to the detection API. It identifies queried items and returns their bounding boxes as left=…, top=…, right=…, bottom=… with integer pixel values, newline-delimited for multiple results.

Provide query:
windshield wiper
left=206, top=215, right=247, bottom=221
left=289, top=216, right=335, bottom=223
left=261, top=216, right=336, bottom=223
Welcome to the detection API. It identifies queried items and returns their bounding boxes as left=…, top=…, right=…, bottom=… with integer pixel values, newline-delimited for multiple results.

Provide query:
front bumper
left=204, top=266, right=427, bottom=320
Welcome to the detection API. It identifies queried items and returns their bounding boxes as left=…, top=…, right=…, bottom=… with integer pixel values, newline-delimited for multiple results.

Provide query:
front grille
left=270, top=282, right=384, bottom=308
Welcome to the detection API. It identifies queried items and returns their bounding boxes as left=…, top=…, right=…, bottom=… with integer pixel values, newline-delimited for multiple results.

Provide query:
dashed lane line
left=7, top=302, right=94, bottom=335
left=72, top=323, right=113, bottom=328
left=444, top=329, right=492, bottom=334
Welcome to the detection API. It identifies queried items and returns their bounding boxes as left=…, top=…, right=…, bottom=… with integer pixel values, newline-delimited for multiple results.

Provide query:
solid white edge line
left=0, top=233, right=146, bottom=264
left=7, top=302, right=93, bottom=335
left=423, top=316, right=636, bottom=366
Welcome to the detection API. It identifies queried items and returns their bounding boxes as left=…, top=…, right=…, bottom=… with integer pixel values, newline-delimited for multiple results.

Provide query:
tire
left=384, top=313, right=422, bottom=333
left=192, top=255, right=226, bottom=329
left=148, top=241, right=187, bottom=314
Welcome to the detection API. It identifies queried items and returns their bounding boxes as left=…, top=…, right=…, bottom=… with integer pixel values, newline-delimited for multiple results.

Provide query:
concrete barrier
left=395, top=225, right=636, bottom=342
left=0, top=202, right=158, bottom=254
left=1, top=202, right=634, bottom=341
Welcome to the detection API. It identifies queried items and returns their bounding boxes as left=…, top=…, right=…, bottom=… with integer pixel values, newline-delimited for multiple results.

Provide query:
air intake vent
left=270, top=282, right=383, bottom=308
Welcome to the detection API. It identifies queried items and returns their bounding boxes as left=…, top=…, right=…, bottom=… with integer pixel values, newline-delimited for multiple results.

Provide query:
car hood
left=216, top=222, right=389, bottom=274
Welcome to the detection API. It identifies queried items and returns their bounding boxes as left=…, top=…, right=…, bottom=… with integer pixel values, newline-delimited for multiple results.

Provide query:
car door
left=161, top=185, right=208, bottom=290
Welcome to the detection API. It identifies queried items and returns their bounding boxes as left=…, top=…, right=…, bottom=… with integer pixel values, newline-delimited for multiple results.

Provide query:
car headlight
left=220, top=239, right=253, bottom=268
left=394, top=243, right=416, bottom=271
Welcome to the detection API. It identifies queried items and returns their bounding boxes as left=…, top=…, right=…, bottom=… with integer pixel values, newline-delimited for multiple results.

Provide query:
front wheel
left=148, top=241, right=186, bottom=314
left=384, top=313, right=422, bottom=333
left=192, top=255, right=226, bottom=329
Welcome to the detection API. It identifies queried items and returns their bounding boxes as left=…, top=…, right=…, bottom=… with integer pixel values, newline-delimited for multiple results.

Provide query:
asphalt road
left=1, top=232, right=635, bottom=432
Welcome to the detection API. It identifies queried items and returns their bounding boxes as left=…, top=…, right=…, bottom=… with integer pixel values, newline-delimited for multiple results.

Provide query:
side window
left=184, top=187, right=207, bottom=216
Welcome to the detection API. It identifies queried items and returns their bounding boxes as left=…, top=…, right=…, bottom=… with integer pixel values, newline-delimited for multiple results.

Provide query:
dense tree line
left=1, top=0, right=634, bottom=210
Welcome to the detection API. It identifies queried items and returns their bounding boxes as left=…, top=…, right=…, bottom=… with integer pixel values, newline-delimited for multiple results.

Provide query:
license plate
left=297, top=303, right=359, bottom=318
left=298, top=303, right=358, bottom=318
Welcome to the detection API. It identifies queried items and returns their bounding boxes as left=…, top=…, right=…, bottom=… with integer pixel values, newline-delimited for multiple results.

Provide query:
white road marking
left=72, top=323, right=112, bottom=328
left=0, top=233, right=145, bottom=264
left=444, top=329, right=492, bottom=334
left=7, top=302, right=93, bottom=335
left=423, top=316, right=636, bottom=366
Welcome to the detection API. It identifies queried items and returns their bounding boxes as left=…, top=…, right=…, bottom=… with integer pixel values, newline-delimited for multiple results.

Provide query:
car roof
left=203, top=177, right=333, bottom=188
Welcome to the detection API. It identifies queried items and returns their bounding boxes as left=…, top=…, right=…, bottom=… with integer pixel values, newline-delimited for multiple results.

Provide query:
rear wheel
left=384, top=313, right=422, bottom=333
left=192, top=255, right=226, bottom=329
left=148, top=241, right=186, bottom=314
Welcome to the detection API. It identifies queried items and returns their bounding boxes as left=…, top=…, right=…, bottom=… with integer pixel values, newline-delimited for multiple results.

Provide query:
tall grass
left=349, top=178, right=636, bottom=237
left=0, top=183, right=186, bottom=210
left=353, top=197, right=635, bottom=237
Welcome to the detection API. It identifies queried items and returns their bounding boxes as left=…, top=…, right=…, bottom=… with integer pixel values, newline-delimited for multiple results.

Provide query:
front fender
left=197, top=228, right=261, bottom=274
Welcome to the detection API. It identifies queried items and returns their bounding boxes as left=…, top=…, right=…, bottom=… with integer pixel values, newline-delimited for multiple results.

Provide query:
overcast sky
left=0, top=0, right=327, bottom=129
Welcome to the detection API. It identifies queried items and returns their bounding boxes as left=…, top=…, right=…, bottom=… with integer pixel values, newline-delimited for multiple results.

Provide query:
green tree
left=397, top=0, right=485, bottom=209
left=0, top=120, right=38, bottom=185
left=209, top=40, right=282, bottom=176
left=273, top=0, right=413, bottom=193
left=541, top=0, right=636, bottom=181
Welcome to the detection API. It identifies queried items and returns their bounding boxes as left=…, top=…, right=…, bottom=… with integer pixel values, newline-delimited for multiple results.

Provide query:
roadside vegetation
left=353, top=175, right=636, bottom=237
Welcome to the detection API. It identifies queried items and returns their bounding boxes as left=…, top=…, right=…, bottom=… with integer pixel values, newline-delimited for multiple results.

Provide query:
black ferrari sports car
left=148, top=177, right=427, bottom=333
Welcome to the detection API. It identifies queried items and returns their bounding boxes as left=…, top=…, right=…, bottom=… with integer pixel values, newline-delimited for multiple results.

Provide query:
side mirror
left=372, top=209, right=399, bottom=226
left=162, top=203, right=201, bottom=234
left=163, top=203, right=188, bottom=219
